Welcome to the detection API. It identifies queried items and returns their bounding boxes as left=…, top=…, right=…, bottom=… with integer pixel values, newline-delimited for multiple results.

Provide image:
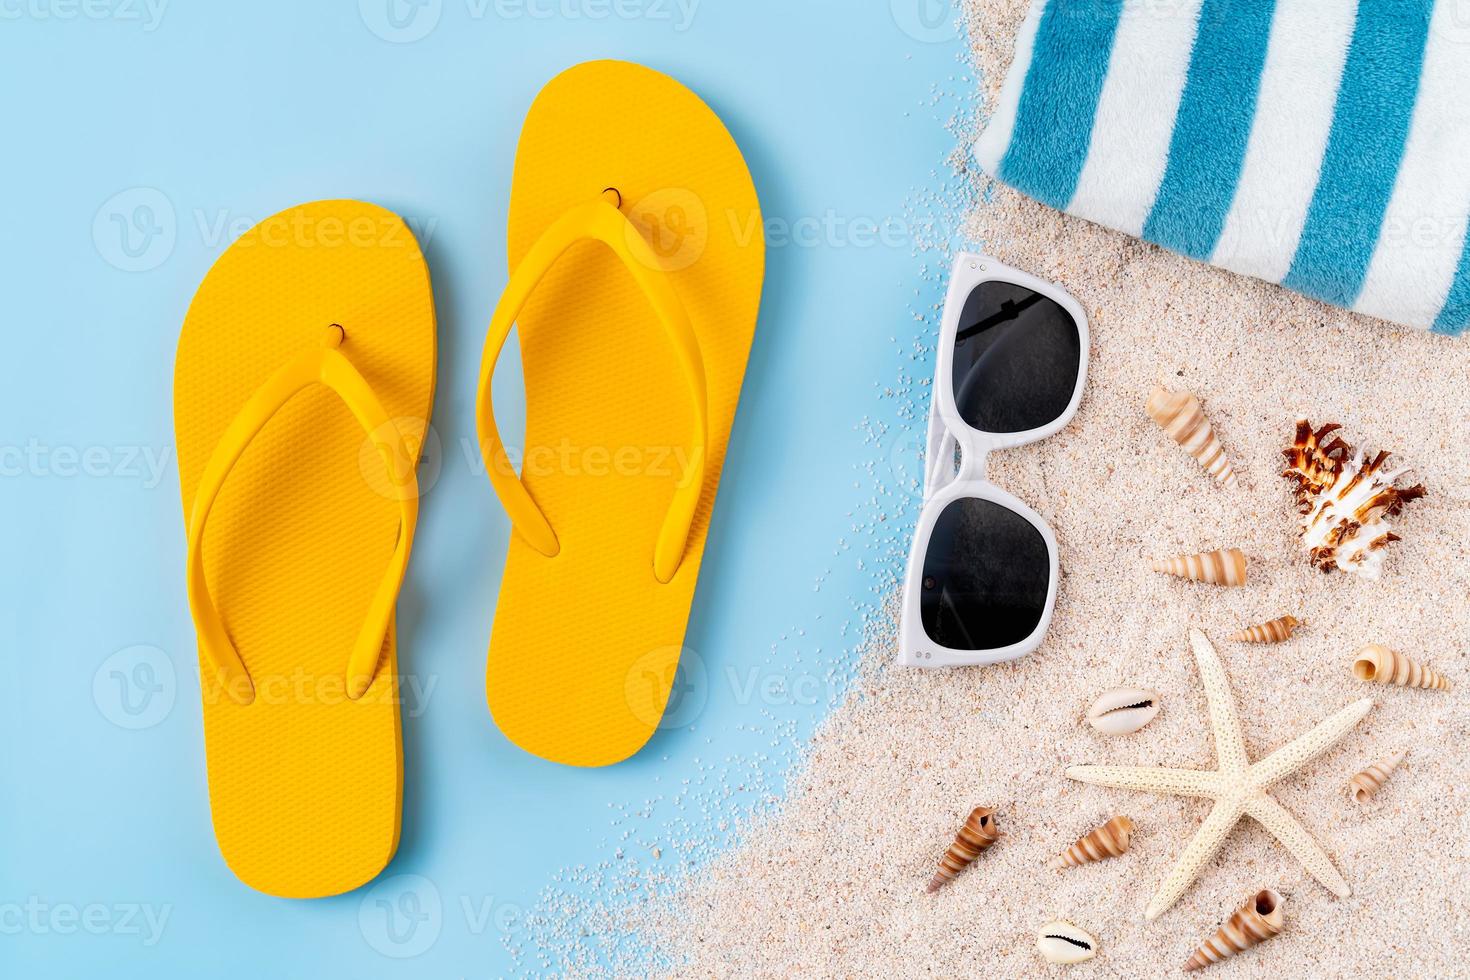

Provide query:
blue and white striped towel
left=974, top=0, right=1470, bottom=336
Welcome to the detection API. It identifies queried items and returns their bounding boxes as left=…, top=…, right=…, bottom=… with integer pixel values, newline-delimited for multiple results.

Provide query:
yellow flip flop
left=174, top=200, right=436, bottom=897
left=477, top=61, right=765, bottom=767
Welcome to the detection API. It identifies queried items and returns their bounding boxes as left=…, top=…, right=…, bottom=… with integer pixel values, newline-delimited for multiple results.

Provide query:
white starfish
left=1067, top=628, right=1372, bottom=920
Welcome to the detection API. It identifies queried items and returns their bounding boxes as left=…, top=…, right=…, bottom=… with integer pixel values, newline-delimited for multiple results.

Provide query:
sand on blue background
left=587, top=2, right=1470, bottom=974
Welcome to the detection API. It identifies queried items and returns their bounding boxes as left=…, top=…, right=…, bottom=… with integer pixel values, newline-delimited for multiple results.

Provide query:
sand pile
left=610, top=2, right=1470, bottom=974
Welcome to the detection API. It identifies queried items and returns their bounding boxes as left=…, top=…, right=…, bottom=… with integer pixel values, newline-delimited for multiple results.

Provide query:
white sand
left=596, top=2, right=1470, bottom=975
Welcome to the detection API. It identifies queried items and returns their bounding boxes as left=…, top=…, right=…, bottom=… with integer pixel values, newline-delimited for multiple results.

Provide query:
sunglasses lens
left=951, top=280, right=1081, bottom=433
left=919, top=497, right=1049, bottom=650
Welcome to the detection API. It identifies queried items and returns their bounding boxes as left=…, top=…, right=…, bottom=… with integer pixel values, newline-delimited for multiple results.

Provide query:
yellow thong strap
left=185, top=325, right=419, bottom=704
left=475, top=191, right=708, bottom=584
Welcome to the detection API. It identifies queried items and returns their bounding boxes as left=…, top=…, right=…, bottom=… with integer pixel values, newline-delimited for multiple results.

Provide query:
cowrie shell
left=1086, top=687, right=1160, bottom=735
left=1037, top=920, right=1097, bottom=964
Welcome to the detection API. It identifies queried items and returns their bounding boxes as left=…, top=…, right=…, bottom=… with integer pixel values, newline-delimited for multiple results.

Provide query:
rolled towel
left=973, top=0, right=1470, bottom=337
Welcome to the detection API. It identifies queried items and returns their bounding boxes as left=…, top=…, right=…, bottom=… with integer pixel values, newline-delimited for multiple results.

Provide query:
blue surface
left=0, top=2, right=964, bottom=976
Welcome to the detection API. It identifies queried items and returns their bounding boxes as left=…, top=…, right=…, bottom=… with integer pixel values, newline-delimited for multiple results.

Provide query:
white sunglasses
left=898, top=252, right=1090, bottom=668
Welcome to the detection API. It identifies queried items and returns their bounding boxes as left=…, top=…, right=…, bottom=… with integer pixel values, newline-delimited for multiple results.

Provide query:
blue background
left=0, top=1, right=967, bottom=975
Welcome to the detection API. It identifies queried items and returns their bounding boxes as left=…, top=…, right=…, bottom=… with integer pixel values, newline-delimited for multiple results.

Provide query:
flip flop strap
left=475, top=194, right=709, bottom=584
left=185, top=325, right=419, bottom=705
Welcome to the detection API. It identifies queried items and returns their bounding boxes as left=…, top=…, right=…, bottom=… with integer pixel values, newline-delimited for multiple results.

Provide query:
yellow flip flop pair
left=174, top=61, right=764, bottom=897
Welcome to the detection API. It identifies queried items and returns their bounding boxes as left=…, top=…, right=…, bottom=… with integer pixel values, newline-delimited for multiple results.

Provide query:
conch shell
left=1146, top=386, right=1238, bottom=486
left=926, top=806, right=1000, bottom=893
left=1283, top=419, right=1426, bottom=578
left=1151, top=549, right=1247, bottom=586
left=1086, top=688, right=1160, bottom=735
left=1184, top=888, right=1285, bottom=971
left=1048, top=816, right=1134, bottom=868
left=1230, top=616, right=1301, bottom=644
left=1036, top=920, right=1097, bottom=964
left=1352, top=644, right=1451, bottom=691
left=1349, top=749, right=1407, bottom=803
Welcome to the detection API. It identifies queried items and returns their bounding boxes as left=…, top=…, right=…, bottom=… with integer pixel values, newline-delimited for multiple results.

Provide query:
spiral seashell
left=926, top=806, right=1000, bottom=893
left=1184, top=888, right=1285, bottom=971
left=1349, top=749, right=1407, bottom=803
left=1037, top=920, right=1098, bottom=964
left=1150, top=549, right=1247, bottom=586
left=1352, top=644, right=1451, bottom=691
left=1230, top=616, right=1301, bottom=644
left=1146, top=386, right=1237, bottom=487
left=1048, top=816, right=1134, bottom=869
left=1086, top=688, right=1160, bottom=735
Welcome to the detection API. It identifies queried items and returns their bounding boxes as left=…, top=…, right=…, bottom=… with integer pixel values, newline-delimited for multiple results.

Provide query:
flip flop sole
left=174, top=200, right=436, bottom=897
left=487, top=61, right=764, bottom=766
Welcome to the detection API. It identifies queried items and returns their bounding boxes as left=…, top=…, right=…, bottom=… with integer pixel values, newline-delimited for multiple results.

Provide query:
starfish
left=1067, top=628, right=1372, bottom=920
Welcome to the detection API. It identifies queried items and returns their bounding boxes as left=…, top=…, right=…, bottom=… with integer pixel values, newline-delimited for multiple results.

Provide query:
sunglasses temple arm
left=923, top=396, right=958, bottom=500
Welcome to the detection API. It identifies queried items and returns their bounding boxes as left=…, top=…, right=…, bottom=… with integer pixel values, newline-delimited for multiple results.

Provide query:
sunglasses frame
left=898, top=251, right=1089, bottom=668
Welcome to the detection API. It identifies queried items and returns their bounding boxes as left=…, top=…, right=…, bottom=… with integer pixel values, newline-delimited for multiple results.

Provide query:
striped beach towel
left=974, top=0, right=1470, bottom=336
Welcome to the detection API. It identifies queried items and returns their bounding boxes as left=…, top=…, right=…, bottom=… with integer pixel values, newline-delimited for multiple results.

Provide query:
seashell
left=1086, top=688, right=1160, bottom=735
left=1230, top=616, right=1301, bottom=644
left=1037, top=920, right=1098, bottom=964
left=1283, top=419, right=1425, bottom=579
left=1349, top=749, right=1407, bottom=803
left=1048, top=816, right=1134, bottom=869
left=926, top=806, right=1000, bottom=893
left=1146, top=386, right=1238, bottom=487
left=1352, top=644, right=1451, bottom=691
left=1184, top=888, right=1285, bottom=971
left=1282, top=418, right=1347, bottom=510
left=1151, top=549, right=1247, bottom=586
